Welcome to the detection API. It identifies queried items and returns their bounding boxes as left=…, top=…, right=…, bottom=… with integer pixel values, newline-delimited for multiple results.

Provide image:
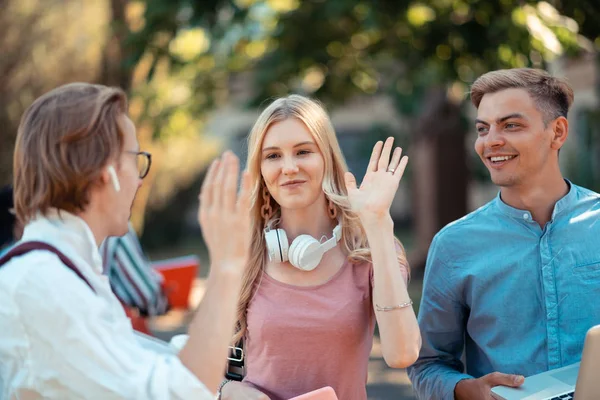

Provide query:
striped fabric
left=101, top=225, right=169, bottom=316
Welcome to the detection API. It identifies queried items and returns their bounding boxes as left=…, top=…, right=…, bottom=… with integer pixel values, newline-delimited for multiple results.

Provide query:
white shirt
left=0, top=210, right=212, bottom=400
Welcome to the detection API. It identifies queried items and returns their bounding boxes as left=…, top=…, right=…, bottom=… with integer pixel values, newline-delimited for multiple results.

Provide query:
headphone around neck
left=264, top=223, right=342, bottom=271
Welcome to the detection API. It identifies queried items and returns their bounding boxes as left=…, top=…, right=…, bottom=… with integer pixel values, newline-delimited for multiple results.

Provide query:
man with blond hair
left=0, top=83, right=252, bottom=399
left=408, top=68, right=600, bottom=399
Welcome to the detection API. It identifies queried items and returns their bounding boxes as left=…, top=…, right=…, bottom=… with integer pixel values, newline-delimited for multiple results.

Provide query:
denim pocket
left=573, top=261, right=600, bottom=280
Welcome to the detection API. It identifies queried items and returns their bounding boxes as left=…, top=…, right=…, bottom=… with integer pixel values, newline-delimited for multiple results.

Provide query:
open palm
left=345, top=137, right=408, bottom=222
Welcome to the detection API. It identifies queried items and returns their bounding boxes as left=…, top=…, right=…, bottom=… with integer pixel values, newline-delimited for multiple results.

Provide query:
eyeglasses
left=125, top=151, right=152, bottom=179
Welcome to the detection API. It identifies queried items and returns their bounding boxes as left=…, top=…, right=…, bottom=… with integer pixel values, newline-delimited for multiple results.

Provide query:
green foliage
left=123, top=1, right=251, bottom=142
left=568, top=107, right=600, bottom=192
left=219, top=0, right=590, bottom=112
left=126, top=0, right=597, bottom=129
left=0, top=0, right=108, bottom=185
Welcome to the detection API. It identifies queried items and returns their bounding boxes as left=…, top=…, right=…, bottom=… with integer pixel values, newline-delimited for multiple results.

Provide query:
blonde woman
left=219, top=95, right=421, bottom=400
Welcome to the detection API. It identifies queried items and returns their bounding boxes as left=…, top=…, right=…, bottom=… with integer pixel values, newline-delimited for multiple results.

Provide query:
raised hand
left=344, top=137, right=408, bottom=224
left=180, top=151, right=252, bottom=391
left=198, top=151, right=252, bottom=275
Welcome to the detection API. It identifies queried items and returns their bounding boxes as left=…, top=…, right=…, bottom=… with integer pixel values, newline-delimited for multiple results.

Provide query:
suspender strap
left=0, top=241, right=96, bottom=293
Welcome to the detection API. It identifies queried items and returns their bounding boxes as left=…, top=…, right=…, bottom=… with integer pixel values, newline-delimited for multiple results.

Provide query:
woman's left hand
left=344, top=137, right=408, bottom=224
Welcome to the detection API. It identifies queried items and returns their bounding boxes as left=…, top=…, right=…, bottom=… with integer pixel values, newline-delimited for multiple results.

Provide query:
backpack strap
left=225, top=339, right=245, bottom=381
left=0, top=241, right=96, bottom=293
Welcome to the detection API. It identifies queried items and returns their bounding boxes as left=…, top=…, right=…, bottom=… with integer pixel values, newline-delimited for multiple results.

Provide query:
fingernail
left=514, top=375, right=524, bottom=384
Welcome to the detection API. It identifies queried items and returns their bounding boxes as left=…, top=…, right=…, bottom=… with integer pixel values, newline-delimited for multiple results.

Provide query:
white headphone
left=265, top=223, right=342, bottom=271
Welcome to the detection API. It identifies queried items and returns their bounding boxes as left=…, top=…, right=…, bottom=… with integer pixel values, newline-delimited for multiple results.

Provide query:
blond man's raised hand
left=198, top=150, right=252, bottom=276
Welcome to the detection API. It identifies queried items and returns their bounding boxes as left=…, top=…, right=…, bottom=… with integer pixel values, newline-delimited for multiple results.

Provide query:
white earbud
left=107, top=165, right=121, bottom=192
left=265, top=223, right=342, bottom=271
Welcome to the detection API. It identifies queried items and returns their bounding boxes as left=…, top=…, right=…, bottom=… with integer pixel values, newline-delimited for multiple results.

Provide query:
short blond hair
left=13, top=83, right=128, bottom=224
left=471, top=68, right=574, bottom=123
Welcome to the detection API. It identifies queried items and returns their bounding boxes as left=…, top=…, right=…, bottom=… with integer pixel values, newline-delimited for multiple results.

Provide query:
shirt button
left=523, top=213, right=530, bottom=220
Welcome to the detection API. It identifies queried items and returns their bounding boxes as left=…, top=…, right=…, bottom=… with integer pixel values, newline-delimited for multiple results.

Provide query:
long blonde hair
left=232, top=94, right=407, bottom=344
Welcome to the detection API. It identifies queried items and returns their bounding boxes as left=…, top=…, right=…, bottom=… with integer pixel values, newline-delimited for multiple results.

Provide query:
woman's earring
left=328, top=198, right=338, bottom=219
left=261, top=186, right=274, bottom=221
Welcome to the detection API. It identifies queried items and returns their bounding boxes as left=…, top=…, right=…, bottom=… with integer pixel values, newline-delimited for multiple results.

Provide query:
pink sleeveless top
left=243, top=259, right=375, bottom=400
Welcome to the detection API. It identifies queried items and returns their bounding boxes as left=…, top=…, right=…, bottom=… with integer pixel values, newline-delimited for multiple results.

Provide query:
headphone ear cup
left=289, top=235, right=322, bottom=271
left=265, top=229, right=289, bottom=263
left=277, top=229, right=289, bottom=262
left=288, top=234, right=308, bottom=267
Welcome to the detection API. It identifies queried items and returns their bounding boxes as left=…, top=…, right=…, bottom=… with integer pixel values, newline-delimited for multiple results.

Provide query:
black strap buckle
left=225, top=344, right=244, bottom=381
left=228, top=345, right=244, bottom=364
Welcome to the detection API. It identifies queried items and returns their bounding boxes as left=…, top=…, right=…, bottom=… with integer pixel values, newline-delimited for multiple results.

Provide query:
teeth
left=490, top=156, right=515, bottom=162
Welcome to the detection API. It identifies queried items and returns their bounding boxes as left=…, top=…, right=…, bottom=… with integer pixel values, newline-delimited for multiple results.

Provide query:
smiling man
left=407, top=68, right=600, bottom=399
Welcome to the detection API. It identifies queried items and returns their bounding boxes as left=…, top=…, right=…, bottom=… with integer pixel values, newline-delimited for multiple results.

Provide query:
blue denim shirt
left=407, top=181, right=600, bottom=400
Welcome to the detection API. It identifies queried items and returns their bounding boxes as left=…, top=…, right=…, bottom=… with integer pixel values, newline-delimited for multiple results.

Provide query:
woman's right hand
left=221, top=381, right=271, bottom=400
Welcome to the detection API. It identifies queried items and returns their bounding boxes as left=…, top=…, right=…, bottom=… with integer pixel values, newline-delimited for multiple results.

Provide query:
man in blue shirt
left=407, top=68, right=600, bottom=399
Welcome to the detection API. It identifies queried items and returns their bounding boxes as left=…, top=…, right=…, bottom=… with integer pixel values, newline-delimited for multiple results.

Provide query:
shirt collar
left=20, top=209, right=103, bottom=275
left=551, top=179, right=576, bottom=219
left=494, top=179, right=575, bottom=224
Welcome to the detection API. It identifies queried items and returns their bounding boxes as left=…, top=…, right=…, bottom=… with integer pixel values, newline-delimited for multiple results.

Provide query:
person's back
left=0, top=209, right=200, bottom=398
left=0, top=82, right=253, bottom=399
left=408, top=68, right=600, bottom=400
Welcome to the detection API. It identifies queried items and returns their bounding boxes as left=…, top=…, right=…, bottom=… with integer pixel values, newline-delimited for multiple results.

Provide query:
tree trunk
left=410, top=87, right=468, bottom=274
left=99, top=0, right=132, bottom=91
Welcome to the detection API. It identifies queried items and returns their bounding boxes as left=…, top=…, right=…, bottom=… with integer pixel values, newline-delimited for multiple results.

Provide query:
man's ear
left=550, top=116, right=569, bottom=150
left=99, top=167, right=111, bottom=187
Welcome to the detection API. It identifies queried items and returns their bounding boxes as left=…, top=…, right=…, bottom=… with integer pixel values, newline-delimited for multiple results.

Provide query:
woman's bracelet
left=216, top=379, right=231, bottom=400
left=375, top=299, right=413, bottom=312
